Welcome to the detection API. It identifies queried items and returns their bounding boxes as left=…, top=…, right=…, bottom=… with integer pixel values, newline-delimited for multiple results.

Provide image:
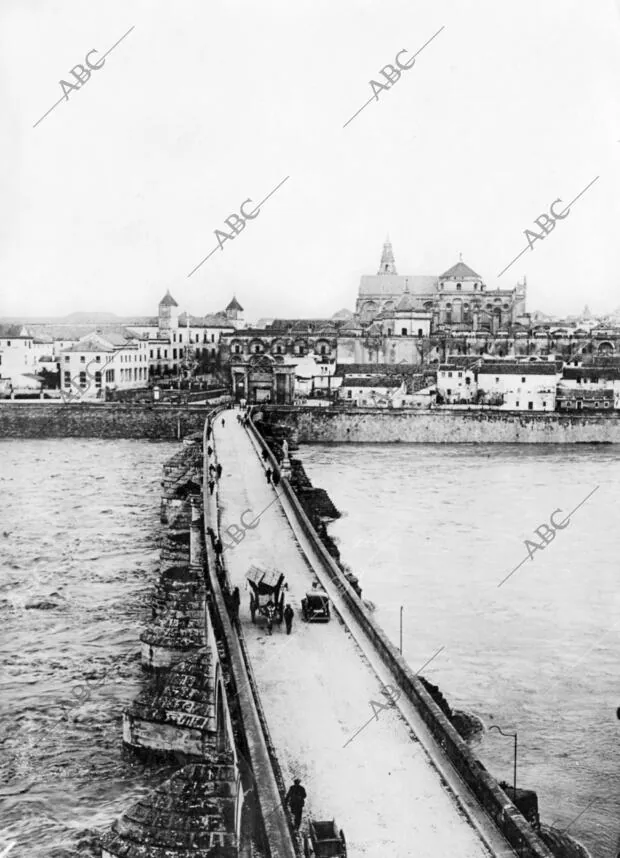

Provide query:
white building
left=477, top=361, right=560, bottom=411
left=60, top=330, right=150, bottom=399
left=126, top=291, right=240, bottom=376
left=436, top=364, right=477, bottom=404
left=0, top=325, right=38, bottom=389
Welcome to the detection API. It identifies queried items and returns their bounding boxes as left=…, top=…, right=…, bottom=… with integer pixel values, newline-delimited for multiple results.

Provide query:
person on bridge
left=216, top=463, right=223, bottom=480
left=265, top=468, right=272, bottom=484
left=207, top=445, right=213, bottom=456
left=261, top=448, right=268, bottom=461
left=230, top=586, right=240, bottom=624
left=272, top=469, right=280, bottom=487
left=208, top=479, right=215, bottom=496
left=284, top=603, right=294, bottom=634
left=286, top=779, right=307, bottom=830
left=221, top=418, right=226, bottom=428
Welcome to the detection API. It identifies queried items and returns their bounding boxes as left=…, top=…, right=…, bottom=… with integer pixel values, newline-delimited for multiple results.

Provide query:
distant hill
left=63, top=311, right=121, bottom=323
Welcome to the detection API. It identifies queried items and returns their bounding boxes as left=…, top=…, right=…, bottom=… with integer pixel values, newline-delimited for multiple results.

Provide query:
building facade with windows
left=356, top=239, right=527, bottom=333
left=476, top=362, right=560, bottom=411
left=61, top=331, right=150, bottom=398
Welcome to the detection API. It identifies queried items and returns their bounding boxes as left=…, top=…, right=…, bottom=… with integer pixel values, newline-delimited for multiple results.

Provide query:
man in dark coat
left=230, top=586, right=240, bottom=624
left=285, top=779, right=307, bottom=830
left=272, top=469, right=280, bottom=487
left=216, top=463, right=223, bottom=480
left=208, top=479, right=215, bottom=495
left=265, top=467, right=272, bottom=484
left=284, top=603, right=294, bottom=634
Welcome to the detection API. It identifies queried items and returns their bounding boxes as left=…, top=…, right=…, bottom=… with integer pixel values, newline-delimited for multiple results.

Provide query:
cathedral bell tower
left=378, top=237, right=397, bottom=275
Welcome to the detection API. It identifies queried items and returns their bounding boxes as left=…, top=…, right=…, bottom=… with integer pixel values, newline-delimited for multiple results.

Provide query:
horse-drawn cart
left=303, top=819, right=347, bottom=857
left=246, top=565, right=285, bottom=625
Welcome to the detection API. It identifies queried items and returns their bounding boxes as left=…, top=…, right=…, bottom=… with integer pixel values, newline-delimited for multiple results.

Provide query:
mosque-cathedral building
left=356, top=239, right=528, bottom=333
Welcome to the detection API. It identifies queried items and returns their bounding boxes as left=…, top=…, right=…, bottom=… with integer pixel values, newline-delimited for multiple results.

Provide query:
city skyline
left=2, top=0, right=620, bottom=321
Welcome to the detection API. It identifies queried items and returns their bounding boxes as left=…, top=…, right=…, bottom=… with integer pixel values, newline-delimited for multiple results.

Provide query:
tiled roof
left=226, top=296, right=243, bottom=311
left=159, top=289, right=178, bottom=307
left=335, top=363, right=419, bottom=377
left=478, top=362, right=561, bottom=376
left=341, top=377, right=402, bottom=388
left=395, top=292, right=417, bottom=312
left=439, top=261, right=482, bottom=280
left=563, top=366, right=620, bottom=380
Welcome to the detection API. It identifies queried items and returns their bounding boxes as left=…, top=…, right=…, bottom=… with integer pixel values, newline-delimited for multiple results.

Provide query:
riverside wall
left=0, top=403, right=212, bottom=439
left=259, top=407, right=620, bottom=443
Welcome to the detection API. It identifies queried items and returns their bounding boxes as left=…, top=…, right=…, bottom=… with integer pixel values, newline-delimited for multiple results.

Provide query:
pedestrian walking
left=261, top=448, right=268, bottom=461
left=265, top=468, right=272, bottom=484
left=221, top=418, right=225, bottom=428
left=209, top=463, right=216, bottom=476
left=285, top=779, right=307, bottom=830
left=214, top=538, right=223, bottom=558
left=272, top=469, right=280, bottom=487
left=209, top=479, right=215, bottom=495
left=207, top=445, right=213, bottom=456
left=207, top=526, right=216, bottom=548
left=230, top=586, right=240, bottom=625
left=216, top=463, right=223, bottom=480
left=284, top=603, right=294, bottom=634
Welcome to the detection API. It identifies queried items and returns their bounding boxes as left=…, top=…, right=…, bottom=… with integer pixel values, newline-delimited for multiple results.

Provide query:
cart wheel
left=303, top=834, right=311, bottom=858
left=339, top=829, right=346, bottom=857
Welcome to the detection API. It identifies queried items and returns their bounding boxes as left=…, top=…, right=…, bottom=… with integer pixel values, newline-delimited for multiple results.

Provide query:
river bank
left=258, top=406, right=620, bottom=443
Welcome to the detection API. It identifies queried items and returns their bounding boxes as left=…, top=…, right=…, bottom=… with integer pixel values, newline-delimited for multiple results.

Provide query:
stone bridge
left=99, top=412, right=555, bottom=858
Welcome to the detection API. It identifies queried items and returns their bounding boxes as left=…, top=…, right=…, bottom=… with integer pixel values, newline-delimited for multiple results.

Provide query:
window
left=401, top=327, right=407, bottom=336
left=320, top=346, right=326, bottom=355
left=179, top=334, right=183, bottom=343
left=79, top=371, right=87, bottom=388
left=211, top=334, right=215, bottom=343
left=95, top=355, right=101, bottom=362
left=276, top=346, right=282, bottom=354
left=417, top=329, right=423, bottom=337
left=347, top=389, right=352, bottom=398
left=234, top=346, right=241, bottom=354
left=6, top=341, right=10, bottom=346
left=164, top=350, right=168, bottom=358
left=157, top=349, right=161, bottom=359
left=448, top=371, right=453, bottom=378
left=495, top=377, right=499, bottom=383
left=80, top=355, right=85, bottom=363
left=516, top=401, right=520, bottom=407
left=173, top=333, right=176, bottom=343
left=63, top=371, right=71, bottom=387
left=456, top=283, right=462, bottom=291
left=458, top=372, right=462, bottom=378
left=195, top=334, right=199, bottom=343
left=64, top=355, right=70, bottom=362
left=387, top=328, right=392, bottom=336
left=95, top=371, right=102, bottom=388
left=542, top=401, right=546, bottom=408
left=173, top=348, right=177, bottom=359
left=447, top=388, right=452, bottom=395
left=150, top=350, right=154, bottom=359
left=521, top=376, right=526, bottom=382
left=105, top=369, right=114, bottom=383
left=465, top=377, right=471, bottom=385
left=255, top=345, right=261, bottom=354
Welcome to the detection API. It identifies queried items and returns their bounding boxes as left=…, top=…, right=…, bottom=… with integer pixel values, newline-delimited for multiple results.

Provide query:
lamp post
left=488, top=725, right=517, bottom=796
left=399, top=606, right=403, bottom=655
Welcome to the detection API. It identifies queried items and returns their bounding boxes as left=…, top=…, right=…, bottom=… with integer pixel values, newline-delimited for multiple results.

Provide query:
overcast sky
left=2, top=0, right=620, bottom=323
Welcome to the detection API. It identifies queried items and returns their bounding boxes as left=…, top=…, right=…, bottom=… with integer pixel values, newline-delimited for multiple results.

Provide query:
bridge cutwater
left=100, top=407, right=554, bottom=858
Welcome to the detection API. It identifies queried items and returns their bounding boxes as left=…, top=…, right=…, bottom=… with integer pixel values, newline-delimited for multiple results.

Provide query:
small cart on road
left=303, top=819, right=347, bottom=858
left=246, top=565, right=285, bottom=625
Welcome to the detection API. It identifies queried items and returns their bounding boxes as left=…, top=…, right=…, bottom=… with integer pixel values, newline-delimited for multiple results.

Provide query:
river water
left=0, top=439, right=178, bottom=858
left=300, top=443, right=620, bottom=858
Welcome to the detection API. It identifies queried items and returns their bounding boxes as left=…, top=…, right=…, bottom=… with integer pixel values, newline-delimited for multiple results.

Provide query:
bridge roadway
left=213, top=410, right=511, bottom=858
